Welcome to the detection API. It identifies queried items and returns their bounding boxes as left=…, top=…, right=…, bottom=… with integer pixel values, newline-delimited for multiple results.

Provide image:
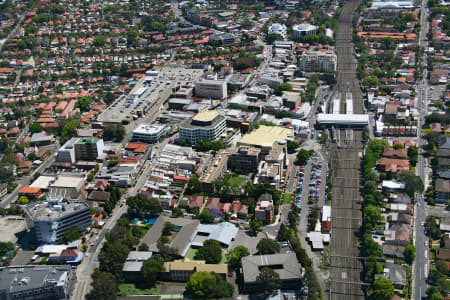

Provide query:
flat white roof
left=51, top=176, right=84, bottom=189
left=317, top=113, right=369, bottom=125
left=133, top=123, right=166, bottom=135
left=30, top=176, right=55, bottom=189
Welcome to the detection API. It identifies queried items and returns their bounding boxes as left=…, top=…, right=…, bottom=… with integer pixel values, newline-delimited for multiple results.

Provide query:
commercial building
left=0, top=265, right=74, bottom=300
left=298, top=50, right=337, bottom=73
left=56, top=137, right=78, bottom=163
left=293, top=24, right=317, bottom=39
left=255, top=193, right=274, bottom=224
left=23, top=196, right=91, bottom=243
left=257, top=76, right=283, bottom=89
left=131, top=124, right=169, bottom=144
left=179, top=110, right=227, bottom=145
left=242, top=253, right=303, bottom=292
left=209, top=33, right=235, bottom=45
left=74, top=137, right=104, bottom=161
left=195, top=79, right=227, bottom=99
left=228, top=147, right=261, bottom=172
left=200, top=151, right=228, bottom=193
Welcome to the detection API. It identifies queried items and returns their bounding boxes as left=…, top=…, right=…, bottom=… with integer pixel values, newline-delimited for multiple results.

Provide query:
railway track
left=327, top=0, right=367, bottom=299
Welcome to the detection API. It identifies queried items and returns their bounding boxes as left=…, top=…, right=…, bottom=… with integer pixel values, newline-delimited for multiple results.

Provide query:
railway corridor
left=327, top=0, right=366, bottom=299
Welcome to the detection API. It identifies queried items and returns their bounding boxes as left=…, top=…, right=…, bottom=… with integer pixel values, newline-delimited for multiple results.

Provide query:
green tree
left=276, top=223, right=291, bottom=241
left=60, top=119, right=80, bottom=144
left=199, top=209, right=213, bottom=224
left=425, top=216, right=441, bottom=240
left=162, top=222, right=174, bottom=236
left=275, top=83, right=293, bottom=96
left=18, top=196, right=29, bottom=205
left=63, top=227, right=82, bottom=243
left=195, top=240, right=222, bottom=264
left=362, top=75, right=380, bottom=88
left=226, top=246, right=250, bottom=272
left=249, top=218, right=262, bottom=233
left=186, top=175, right=202, bottom=194
left=127, top=194, right=162, bottom=218
left=427, top=286, right=443, bottom=300
left=93, top=35, right=107, bottom=47
left=436, top=260, right=449, bottom=275
left=256, top=238, right=280, bottom=254
left=398, top=170, right=424, bottom=198
left=256, top=267, right=281, bottom=295
left=103, top=124, right=126, bottom=142
left=297, top=149, right=312, bottom=165
left=86, top=269, right=118, bottom=300
left=407, top=145, right=419, bottom=167
left=75, top=96, right=92, bottom=112
left=138, top=243, right=149, bottom=251
left=286, top=140, right=299, bottom=153
left=185, top=271, right=234, bottom=299
left=172, top=207, right=183, bottom=218
left=319, top=131, right=329, bottom=144
left=87, top=173, right=94, bottom=182
left=364, top=255, right=382, bottom=283
left=29, top=123, right=44, bottom=133
left=141, top=254, right=164, bottom=287
left=370, top=278, right=394, bottom=300
left=404, top=243, right=415, bottom=264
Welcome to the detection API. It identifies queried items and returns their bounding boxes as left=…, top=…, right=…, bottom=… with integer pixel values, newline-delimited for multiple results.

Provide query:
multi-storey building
left=131, top=124, right=169, bottom=144
left=179, top=110, right=227, bottom=145
left=293, top=24, right=317, bottom=39
left=195, top=79, right=227, bottom=99
left=56, top=137, right=78, bottom=163
left=0, top=265, right=74, bottom=300
left=298, top=50, right=337, bottom=73
left=23, top=196, right=91, bottom=243
left=74, top=137, right=104, bottom=161
left=228, top=147, right=261, bottom=172
left=254, top=193, right=274, bottom=224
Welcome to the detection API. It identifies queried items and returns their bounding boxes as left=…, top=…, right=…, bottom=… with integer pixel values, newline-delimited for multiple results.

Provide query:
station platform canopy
left=317, top=113, right=369, bottom=126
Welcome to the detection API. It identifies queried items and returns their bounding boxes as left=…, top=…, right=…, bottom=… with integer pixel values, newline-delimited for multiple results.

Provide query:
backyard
left=118, top=283, right=160, bottom=296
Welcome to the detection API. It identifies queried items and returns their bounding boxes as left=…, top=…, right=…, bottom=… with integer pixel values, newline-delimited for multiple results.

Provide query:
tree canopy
left=370, top=278, right=394, bottom=300
left=184, top=271, right=234, bottom=299
left=86, top=269, right=118, bottom=300
left=127, top=194, right=162, bottom=218
left=297, top=149, right=312, bottom=165
left=75, top=96, right=92, bottom=112
left=226, top=246, right=250, bottom=272
left=195, top=240, right=222, bottom=264
left=141, top=254, right=164, bottom=287
left=103, top=124, right=126, bottom=142
left=257, top=238, right=280, bottom=254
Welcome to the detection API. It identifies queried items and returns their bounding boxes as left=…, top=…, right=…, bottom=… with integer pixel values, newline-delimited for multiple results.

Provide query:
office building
left=56, top=137, right=79, bottom=163
left=209, top=33, right=236, bottom=45
left=195, top=79, right=227, bottom=99
left=131, top=124, right=169, bottom=144
left=179, top=110, right=227, bottom=145
left=293, top=24, right=317, bottom=39
left=23, top=196, right=91, bottom=243
left=242, top=253, right=303, bottom=292
left=298, top=50, right=337, bottom=73
left=74, top=137, right=104, bottom=161
left=257, top=76, right=283, bottom=89
left=0, top=265, right=74, bottom=300
left=228, top=147, right=261, bottom=172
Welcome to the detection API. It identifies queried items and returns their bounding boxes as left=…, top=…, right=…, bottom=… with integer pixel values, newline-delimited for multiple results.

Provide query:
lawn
left=186, top=248, right=227, bottom=264
left=283, top=193, right=293, bottom=205
left=118, top=283, right=160, bottom=296
left=228, top=175, right=248, bottom=187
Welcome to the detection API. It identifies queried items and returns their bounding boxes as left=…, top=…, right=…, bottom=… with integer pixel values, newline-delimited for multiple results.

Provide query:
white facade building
left=298, top=50, right=337, bottom=73
left=179, top=110, right=227, bottom=145
left=132, top=124, right=169, bottom=144
left=195, top=79, right=227, bottom=99
left=293, top=24, right=317, bottom=40
left=56, top=137, right=78, bottom=163
left=268, top=23, right=287, bottom=39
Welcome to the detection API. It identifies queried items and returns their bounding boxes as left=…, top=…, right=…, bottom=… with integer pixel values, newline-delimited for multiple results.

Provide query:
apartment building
left=56, top=137, right=79, bottom=163
left=254, top=193, right=274, bottom=224
left=293, top=24, right=317, bottom=39
left=298, top=50, right=337, bottom=73
left=74, top=137, right=104, bottom=161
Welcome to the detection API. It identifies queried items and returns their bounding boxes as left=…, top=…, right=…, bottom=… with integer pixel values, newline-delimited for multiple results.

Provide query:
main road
left=413, top=0, right=430, bottom=297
